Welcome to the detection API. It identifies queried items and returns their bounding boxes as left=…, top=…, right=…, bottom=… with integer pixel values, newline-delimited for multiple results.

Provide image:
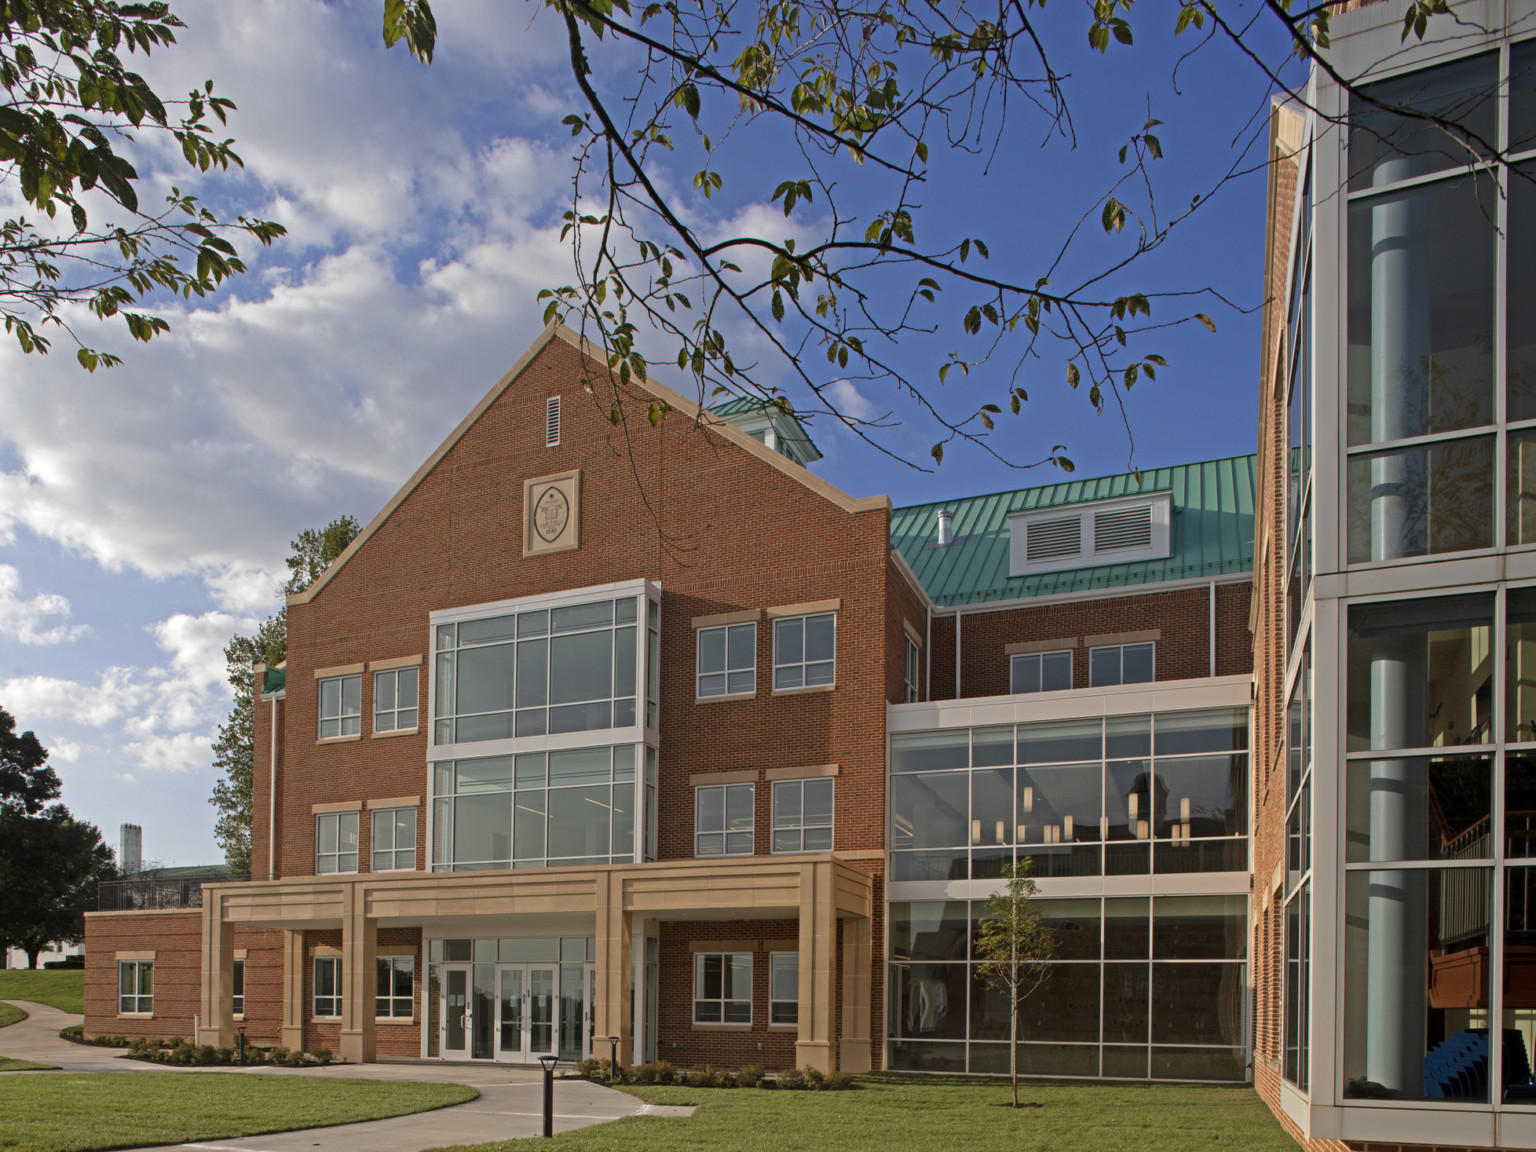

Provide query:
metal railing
left=97, top=872, right=247, bottom=911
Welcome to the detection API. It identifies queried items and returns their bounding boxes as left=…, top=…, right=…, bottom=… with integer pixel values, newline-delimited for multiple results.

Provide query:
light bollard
left=607, top=1035, right=620, bottom=1085
left=539, top=1054, right=559, bottom=1138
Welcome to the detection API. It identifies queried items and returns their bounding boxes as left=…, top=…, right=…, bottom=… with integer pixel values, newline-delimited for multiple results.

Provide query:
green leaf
left=1195, top=312, right=1217, bottom=333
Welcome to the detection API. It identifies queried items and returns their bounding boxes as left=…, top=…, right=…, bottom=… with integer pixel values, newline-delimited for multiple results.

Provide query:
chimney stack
left=936, top=509, right=954, bottom=547
left=120, top=824, right=142, bottom=876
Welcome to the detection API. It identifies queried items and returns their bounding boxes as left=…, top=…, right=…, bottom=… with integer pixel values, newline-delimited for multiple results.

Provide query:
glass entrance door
left=442, top=965, right=471, bottom=1059
left=495, top=964, right=558, bottom=1062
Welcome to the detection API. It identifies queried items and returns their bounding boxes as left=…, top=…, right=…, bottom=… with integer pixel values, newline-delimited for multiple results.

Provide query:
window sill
left=694, top=852, right=756, bottom=860
left=770, top=847, right=833, bottom=856
left=694, top=692, right=756, bottom=705
left=314, top=869, right=360, bottom=877
left=768, top=1023, right=799, bottom=1030
left=771, top=684, right=835, bottom=697
left=117, top=1012, right=154, bottom=1019
left=377, top=1016, right=416, bottom=1025
left=369, top=866, right=420, bottom=874
left=692, top=1023, right=753, bottom=1031
left=317, top=734, right=362, bottom=745
left=372, top=727, right=420, bottom=739
left=312, top=1016, right=342, bottom=1022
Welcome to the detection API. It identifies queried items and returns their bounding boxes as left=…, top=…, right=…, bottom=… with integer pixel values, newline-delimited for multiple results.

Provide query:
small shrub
left=827, top=1070, right=856, bottom=1091
left=59, top=1025, right=83, bottom=1040
left=802, top=1066, right=827, bottom=1090
left=217, top=1047, right=235, bottom=1064
left=575, top=1057, right=601, bottom=1080
left=652, top=1059, right=677, bottom=1085
left=283, top=1049, right=307, bottom=1067
left=168, top=1036, right=184, bottom=1048
left=269, top=1045, right=291, bottom=1065
left=195, top=1044, right=218, bottom=1065
left=737, top=1063, right=766, bottom=1088
left=777, top=1067, right=807, bottom=1090
left=686, top=1064, right=724, bottom=1088
left=311, top=1047, right=333, bottom=1066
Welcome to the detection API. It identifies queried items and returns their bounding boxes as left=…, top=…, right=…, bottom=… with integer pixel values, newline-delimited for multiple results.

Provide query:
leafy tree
left=973, top=860, right=1054, bottom=1108
left=0, top=711, right=114, bottom=968
left=209, top=516, right=360, bottom=873
left=378, top=0, right=1473, bottom=473
left=0, top=705, right=60, bottom=815
left=1, top=0, right=285, bottom=369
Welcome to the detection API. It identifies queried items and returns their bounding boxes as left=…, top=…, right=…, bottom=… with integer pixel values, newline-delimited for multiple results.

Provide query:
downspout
left=925, top=602, right=932, bottom=702
left=1209, top=580, right=1217, bottom=678
left=953, top=610, right=962, bottom=701
left=269, top=691, right=279, bottom=881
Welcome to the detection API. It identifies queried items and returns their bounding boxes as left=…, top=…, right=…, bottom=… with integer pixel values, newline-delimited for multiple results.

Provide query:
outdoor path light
left=607, top=1036, right=620, bottom=1085
left=539, top=1054, right=559, bottom=1138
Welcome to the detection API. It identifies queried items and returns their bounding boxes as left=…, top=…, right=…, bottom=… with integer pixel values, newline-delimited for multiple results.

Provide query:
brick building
left=85, top=323, right=1256, bottom=1079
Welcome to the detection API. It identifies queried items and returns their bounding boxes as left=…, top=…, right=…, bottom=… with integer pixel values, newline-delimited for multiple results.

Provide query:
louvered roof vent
left=1008, top=492, right=1172, bottom=576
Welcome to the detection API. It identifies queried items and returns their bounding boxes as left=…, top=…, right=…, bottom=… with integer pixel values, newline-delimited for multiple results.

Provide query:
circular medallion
left=534, top=486, right=571, bottom=543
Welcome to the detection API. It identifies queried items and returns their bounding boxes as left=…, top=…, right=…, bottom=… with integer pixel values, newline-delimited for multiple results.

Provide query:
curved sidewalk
left=1, top=998, right=668, bottom=1150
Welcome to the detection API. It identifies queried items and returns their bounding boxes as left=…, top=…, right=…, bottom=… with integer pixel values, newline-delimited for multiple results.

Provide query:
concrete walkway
left=1, top=998, right=683, bottom=1150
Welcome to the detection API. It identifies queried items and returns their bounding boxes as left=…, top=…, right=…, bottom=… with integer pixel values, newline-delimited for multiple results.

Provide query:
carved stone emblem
left=534, top=486, right=570, bottom=543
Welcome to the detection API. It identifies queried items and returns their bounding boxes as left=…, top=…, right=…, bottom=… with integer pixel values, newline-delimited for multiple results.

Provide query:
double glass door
left=439, top=960, right=591, bottom=1063
left=498, top=964, right=557, bottom=1062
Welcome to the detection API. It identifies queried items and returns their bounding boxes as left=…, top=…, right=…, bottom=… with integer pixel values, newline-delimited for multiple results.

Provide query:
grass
left=0, top=1002, right=24, bottom=1029
left=0, top=1071, right=478, bottom=1152
left=0, top=970, right=83, bottom=1014
left=428, top=1074, right=1298, bottom=1152
left=0, top=1057, right=56, bottom=1072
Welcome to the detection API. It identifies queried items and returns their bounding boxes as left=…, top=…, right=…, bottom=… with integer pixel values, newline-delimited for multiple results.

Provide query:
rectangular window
left=376, top=955, right=414, bottom=1018
left=546, top=395, right=561, bottom=446
left=771, top=778, right=833, bottom=853
left=318, top=674, right=362, bottom=739
left=693, top=952, right=751, bottom=1023
left=770, top=953, right=799, bottom=1024
left=233, top=958, right=245, bottom=1017
left=1089, top=643, right=1154, bottom=687
left=773, top=613, right=835, bottom=689
left=1011, top=650, right=1072, bottom=694
left=372, top=807, right=417, bottom=871
left=316, top=811, right=360, bottom=874
left=118, top=960, right=152, bottom=1014
left=696, top=782, right=754, bottom=856
left=374, top=667, right=419, bottom=733
left=697, top=623, right=756, bottom=698
left=313, top=956, right=342, bottom=1018
left=433, top=596, right=641, bottom=744
left=904, top=636, right=922, bottom=703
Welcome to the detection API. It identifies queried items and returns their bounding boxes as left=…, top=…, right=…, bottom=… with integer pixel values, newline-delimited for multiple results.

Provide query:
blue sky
left=0, top=0, right=1295, bottom=866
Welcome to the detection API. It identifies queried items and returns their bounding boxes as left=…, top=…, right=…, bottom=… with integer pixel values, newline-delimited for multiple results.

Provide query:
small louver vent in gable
left=1094, top=505, right=1153, bottom=552
left=1026, top=516, right=1081, bottom=562
left=546, top=396, right=562, bottom=447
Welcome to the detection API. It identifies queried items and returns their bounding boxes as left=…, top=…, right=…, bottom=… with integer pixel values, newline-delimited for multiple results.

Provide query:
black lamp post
left=538, top=1054, right=560, bottom=1138
left=606, top=1035, right=621, bottom=1084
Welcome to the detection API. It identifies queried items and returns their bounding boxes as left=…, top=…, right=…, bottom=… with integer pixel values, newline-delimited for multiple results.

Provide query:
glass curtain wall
left=888, top=895, right=1248, bottom=1080
left=890, top=710, right=1249, bottom=882
left=432, top=745, right=641, bottom=869
left=426, top=937, right=594, bottom=1061
left=1284, top=641, right=1312, bottom=1090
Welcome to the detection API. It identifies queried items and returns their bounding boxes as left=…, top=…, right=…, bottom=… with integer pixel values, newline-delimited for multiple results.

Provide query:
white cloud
left=826, top=379, right=877, bottom=422
left=0, top=669, right=142, bottom=728
left=48, top=737, right=82, bottom=764
left=0, top=565, right=89, bottom=645
left=123, top=731, right=217, bottom=775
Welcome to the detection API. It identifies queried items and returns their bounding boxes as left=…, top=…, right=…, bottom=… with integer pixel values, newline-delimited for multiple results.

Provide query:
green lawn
left=0, top=970, right=84, bottom=1014
left=0, top=1056, right=56, bottom=1071
left=0, top=1072, right=478, bottom=1152
left=430, top=1075, right=1297, bottom=1152
left=0, top=1002, right=25, bottom=1029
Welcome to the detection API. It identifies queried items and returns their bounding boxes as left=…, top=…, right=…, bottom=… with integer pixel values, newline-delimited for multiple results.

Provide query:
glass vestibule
left=428, top=937, right=597, bottom=1063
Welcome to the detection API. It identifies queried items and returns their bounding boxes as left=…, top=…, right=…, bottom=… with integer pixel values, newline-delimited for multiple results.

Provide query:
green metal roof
left=707, top=396, right=821, bottom=461
left=892, top=453, right=1256, bottom=608
left=262, top=666, right=286, bottom=695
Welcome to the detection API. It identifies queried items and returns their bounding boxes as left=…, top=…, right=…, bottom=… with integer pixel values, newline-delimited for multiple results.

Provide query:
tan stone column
left=840, top=916, right=872, bottom=1073
left=197, top=891, right=234, bottom=1048
left=339, top=881, right=377, bottom=1064
left=796, top=861, right=838, bottom=1072
left=281, top=930, right=305, bottom=1051
left=593, top=869, right=633, bottom=1067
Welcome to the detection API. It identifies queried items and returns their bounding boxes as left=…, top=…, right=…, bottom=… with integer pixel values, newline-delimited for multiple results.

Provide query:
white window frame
left=1088, top=642, right=1155, bottom=687
left=769, top=952, right=799, bottom=1025
left=373, top=667, right=419, bottom=734
left=1010, top=649, right=1074, bottom=694
left=232, top=957, right=244, bottom=1018
left=695, top=782, right=754, bottom=857
left=697, top=622, right=756, bottom=699
left=313, top=956, right=342, bottom=1019
left=904, top=636, right=921, bottom=703
left=118, top=959, right=152, bottom=1015
left=316, top=811, right=359, bottom=874
left=772, top=613, right=836, bottom=690
left=371, top=807, right=417, bottom=871
left=318, top=674, right=361, bottom=740
left=376, top=955, right=414, bottom=1019
left=693, top=952, right=752, bottom=1024
left=770, top=777, right=833, bottom=854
